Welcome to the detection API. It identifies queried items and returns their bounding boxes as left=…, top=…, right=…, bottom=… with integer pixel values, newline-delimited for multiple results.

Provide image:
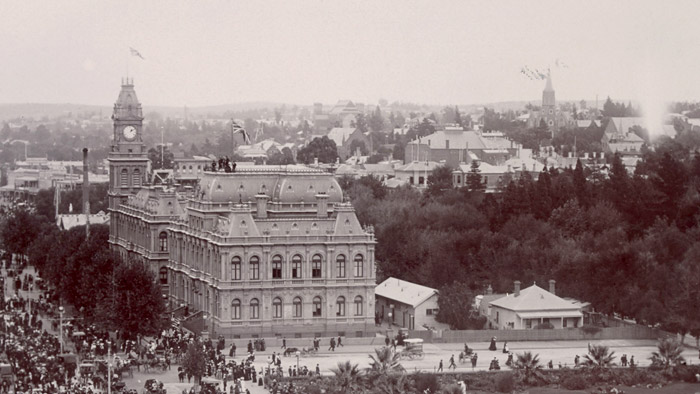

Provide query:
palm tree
left=368, top=347, right=405, bottom=375
left=514, top=351, right=542, bottom=382
left=650, top=338, right=685, bottom=369
left=331, top=361, right=363, bottom=392
left=583, top=345, right=616, bottom=369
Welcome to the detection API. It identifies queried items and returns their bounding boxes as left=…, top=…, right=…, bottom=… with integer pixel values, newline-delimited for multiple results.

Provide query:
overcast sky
left=2, top=0, right=699, bottom=108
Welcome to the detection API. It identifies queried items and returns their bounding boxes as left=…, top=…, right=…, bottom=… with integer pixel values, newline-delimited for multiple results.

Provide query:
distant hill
left=0, top=101, right=295, bottom=122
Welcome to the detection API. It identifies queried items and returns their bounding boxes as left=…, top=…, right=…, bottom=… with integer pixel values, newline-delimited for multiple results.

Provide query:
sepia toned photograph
left=1, top=1, right=700, bottom=393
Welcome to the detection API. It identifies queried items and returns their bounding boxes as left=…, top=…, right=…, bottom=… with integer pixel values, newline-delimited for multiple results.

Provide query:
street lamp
left=295, top=351, right=300, bottom=371
left=58, top=306, right=64, bottom=353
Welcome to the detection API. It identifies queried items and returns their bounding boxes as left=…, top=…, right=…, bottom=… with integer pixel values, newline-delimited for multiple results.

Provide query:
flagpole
left=231, top=119, right=235, bottom=158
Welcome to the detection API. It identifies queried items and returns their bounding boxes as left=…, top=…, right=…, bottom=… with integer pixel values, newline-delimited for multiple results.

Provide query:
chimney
left=600, top=152, right=605, bottom=160
left=315, top=193, right=329, bottom=218
left=549, top=279, right=556, bottom=295
left=584, top=152, right=589, bottom=159
left=514, top=281, right=521, bottom=297
left=82, top=148, right=90, bottom=239
left=568, top=152, right=572, bottom=158
left=314, top=157, right=319, bottom=166
left=255, top=194, right=269, bottom=219
left=486, top=284, right=493, bottom=295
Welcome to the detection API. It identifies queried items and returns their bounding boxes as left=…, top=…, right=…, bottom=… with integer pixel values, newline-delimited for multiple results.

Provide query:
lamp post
left=107, top=340, right=112, bottom=394
left=58, top=306, right=64, bottom=353
left=295, top=351, right=300, bottom=371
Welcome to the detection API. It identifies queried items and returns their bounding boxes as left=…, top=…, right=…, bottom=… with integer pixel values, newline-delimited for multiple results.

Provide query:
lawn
left=526, top=382, right=700, bottom=394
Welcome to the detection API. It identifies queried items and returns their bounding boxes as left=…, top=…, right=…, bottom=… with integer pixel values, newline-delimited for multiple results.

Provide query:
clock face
left=123, top=126, right=137, bottom=140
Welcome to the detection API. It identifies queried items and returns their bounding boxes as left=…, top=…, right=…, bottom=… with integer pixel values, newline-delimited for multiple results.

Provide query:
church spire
left=544, top=72, right=554, bottom=92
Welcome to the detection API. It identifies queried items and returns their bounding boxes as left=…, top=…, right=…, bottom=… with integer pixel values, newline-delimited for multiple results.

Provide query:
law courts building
left=108, top=80, right=377, bottom=338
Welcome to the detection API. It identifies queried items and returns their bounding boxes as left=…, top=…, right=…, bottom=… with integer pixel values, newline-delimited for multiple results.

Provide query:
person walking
left=329, top=337, right=336, bottom=351
left=316, top=364, right=320, bottom=375
left=621, top=354, right=627, bottom=367
left=282, top=337, right=286, bottom=349
left=574, top=355, right=580, bottom=367
left=230, top=343, right=236, bottom=358
left=471, top=353, right=478, bottom=369
left=448, top=355, right=456, bottom=370
left=437, top=359, right=443, bottom=372
left=337, top=335, right=343, bottom=347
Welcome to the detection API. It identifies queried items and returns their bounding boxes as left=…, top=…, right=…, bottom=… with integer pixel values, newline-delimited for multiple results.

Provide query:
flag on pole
left=129, top=47, right=145, bottom=60
left=232, top=120, right=251, bottom=144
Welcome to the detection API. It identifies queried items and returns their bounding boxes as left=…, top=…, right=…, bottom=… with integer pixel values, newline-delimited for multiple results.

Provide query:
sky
left=2, top=0, right=700, bottom=109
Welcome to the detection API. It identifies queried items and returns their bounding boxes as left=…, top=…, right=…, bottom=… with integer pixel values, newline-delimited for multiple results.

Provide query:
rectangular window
left=272, top=262, right=282, bottom=279
left=312, top=260, right=322, bottom=278
left=250, top=262, right=259, bottom=280
left=232, top=263, right=241, bottom=281
left=336, top=260, right=345, bottom=278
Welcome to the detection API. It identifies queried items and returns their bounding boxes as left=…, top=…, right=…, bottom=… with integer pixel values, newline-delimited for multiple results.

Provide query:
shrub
left=560, top=373, right=587, bottom=390
left=580, top=325, right=602, bottom=335
left=494, top=372, right=515, bottom=393
left=673, top=365, right=700, bottom=383
left=413, top=373, right=439, bottom=393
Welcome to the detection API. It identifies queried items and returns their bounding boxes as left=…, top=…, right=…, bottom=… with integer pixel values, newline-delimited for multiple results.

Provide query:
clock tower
left=108, top=78, right=149, bottom=241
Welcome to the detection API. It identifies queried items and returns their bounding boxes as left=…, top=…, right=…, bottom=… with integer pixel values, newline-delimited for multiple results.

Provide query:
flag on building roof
left=129, top=47, right=145, bottom=60
left=232, top=120, right=250, bottom=144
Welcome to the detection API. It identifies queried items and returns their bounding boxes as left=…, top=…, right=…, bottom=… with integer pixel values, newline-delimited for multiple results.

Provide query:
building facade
left=108, top=81, right=377, bottom=338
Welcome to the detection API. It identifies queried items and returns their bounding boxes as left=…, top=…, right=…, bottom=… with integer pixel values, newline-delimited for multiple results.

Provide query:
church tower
left=542, top=73, right=556, bottom=128
left=108, top=79, right=149, bottom=242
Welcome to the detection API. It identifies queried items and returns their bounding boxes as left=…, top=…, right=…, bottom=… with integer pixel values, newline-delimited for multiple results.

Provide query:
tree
left=182, top=342, right=207, bottom=387
left=514, top=351, right=542, bottom=383
left=649, top=338, right=685, bottom=370
left=583, top=345, right=616, bottom=369
left=111, top=260, right=167, bottom=339
left=435, top=282, right=486, bottom=329
left=426, top=165, right=453, bottom=197
left=367, top=347, right=404, bottom=375
left=296, top=136, right=338, bottom=164
left=148, top=146, right=174, bottom=169
left=369, top=106, right=385, bottom=133
left=466, top=160, right=484, bottom=191
left=331, top=361, right=363, bottom=393
left=0, top=206, right=42, bottom=263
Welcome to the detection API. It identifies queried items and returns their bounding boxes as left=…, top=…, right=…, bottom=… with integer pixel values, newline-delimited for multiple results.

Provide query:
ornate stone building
left=108, top=81, right=377, bottom=338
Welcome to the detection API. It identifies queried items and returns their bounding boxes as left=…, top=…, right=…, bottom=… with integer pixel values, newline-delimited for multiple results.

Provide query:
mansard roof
left=197, top=165, right=343, bottom=204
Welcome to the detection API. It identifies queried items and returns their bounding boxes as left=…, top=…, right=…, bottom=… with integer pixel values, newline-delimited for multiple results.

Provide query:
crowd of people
left=0, top=265, right=110, bottom=394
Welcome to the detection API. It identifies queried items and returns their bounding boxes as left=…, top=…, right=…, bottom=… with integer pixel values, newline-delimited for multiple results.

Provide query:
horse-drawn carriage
left=142, top=378, right=166, bottom=394
left=398, top=338, right=424, bottom=360
left=284, top=346, right=317, bottom=357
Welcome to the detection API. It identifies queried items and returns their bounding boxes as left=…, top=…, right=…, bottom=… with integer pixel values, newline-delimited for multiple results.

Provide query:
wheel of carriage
left=408, top=353, right=416, bottom=360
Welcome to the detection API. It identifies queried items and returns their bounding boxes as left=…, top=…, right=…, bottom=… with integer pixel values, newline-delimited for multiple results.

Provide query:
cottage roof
left=327, top=128, right=358, bottom=147
left=489, top=284, right=581, bottom=312
left=375, top=277, right=438, bottom=308
left=407, top=130, right=487, bottom=150
left=56, top=212, right=110, bottom=230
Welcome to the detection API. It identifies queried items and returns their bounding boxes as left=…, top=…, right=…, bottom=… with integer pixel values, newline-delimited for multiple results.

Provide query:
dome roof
left=197, top=165, right=343, bottom=204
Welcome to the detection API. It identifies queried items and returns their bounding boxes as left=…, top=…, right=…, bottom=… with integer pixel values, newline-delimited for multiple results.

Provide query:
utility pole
left=161, top=127, right=164, bottom=169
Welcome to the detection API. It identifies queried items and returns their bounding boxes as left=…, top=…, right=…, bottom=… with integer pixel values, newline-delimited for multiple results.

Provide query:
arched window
left=273, top=297, right=283, bottom=319
left=312, top=296, right=322, bottom=317
left=336, top=255, right=346, bottom=278
left=291, top=255, right=302, bottom=278
left=272, top=255, right=283, bottom=279
left=159, top=232, right=168, bottom=251
left=132, top=169, right=141, bottom=187
left=159, top=267, right=168, bottom=284
left=120, top=169, right=129, bottom=187
left=336, top=296, right=346, bottom=317
left=354, top=295, right=363, bottom=316
left=250, top=298, right=260, bottom=319
left=249, top=256, right=260, bottom=280
left=354, top=254, right=364, bottom=277
left=231, top=256, right=241, bottom=281
left=232, top=299, right=241, bottom=320
left=293, top=297, right=302, bottom=318
left=312, top=254, right=322, bottom=278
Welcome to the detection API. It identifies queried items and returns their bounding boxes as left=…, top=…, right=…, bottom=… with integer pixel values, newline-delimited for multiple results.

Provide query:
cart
left=399, top=338, right=424, bottom=360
